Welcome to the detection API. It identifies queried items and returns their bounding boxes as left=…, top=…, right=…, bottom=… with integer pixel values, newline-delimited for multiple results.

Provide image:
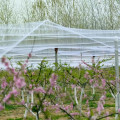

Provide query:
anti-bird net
left=0, top=20, right=119, bottom=68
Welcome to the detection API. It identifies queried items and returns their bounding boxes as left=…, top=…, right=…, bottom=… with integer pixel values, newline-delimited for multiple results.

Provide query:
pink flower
left=93, top=83, right=98, bottom=87
left=70, top=103, right=73, bottom=111
left=84, top=94, right=87, bottom=98
left=3, top=94, right=11, bottom=103
left=19, top=100, right=25, bottom=105
left=70, top=112, right=79, bottom=116
left=24, top=70, right=27, bottom=74
left=49, top=73, right=58, bottom=87
left=89, top=79, right=93, bottom=84
left=97, top=101, right=104, bottom=115
left=48, top=87, right=54, bottom=94
left=32, top=72, right=35, bottom=75
left=102, top=79, right=106, bottom=87
left=43, top=101, right=51, bottom=106
left=118, top=108, right=120, bottom=113
left=34, top=87, right=46, bottom=94
left=87, top=110, right=90, bottom=117
left=71, top=84, right=76, bottom=89
left=105, top=111, right=109, bottom=120
left=100, top=95, right=106, bottom=101
left=1, top=79, right=8, bottom=89
left=86, top=100, right=89, bottom=105
left=15, top=78, right=26, bottom=89
left=0, top=104, right=4, bottom=111
left=44, top=107, right=47, bottom=112
left=31, top=79, right=34, bottom=82
left=29, top=84, right=32, bottom=89
left=11, top=68, right=16, bottom=74
left=110, top=80, right=115, bottom=85
left=5, top=62, right=9, bottom=67
left=84, top=72, right=89, bottom=79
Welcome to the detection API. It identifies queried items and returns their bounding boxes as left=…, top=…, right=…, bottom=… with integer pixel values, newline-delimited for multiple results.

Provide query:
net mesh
left=0, top=20, right=119, bottom=68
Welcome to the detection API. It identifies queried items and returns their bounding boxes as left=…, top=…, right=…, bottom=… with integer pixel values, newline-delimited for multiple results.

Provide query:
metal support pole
left=55, top=48, right=58, bottom=71
left=115, top=40, right=120, bottom=119
left=92, top=56, right=95, bottom=66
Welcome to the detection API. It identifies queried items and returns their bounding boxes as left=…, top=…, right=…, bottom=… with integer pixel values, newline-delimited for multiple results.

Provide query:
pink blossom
left=11, top=68, right=16, bottom=74
left=70, top=112, right=79, bottom=116
left=48, top=87, right=54, bottom=94
left=86, top=100, right=89, bottom=105
left=84, top=72, right=89, bottom=79
left=84, top=94, right=87, bottom=98
left=3, top=94, right=11, bottom=103
left=100, top=95, right=106, bottom=101
left=82, top=60, right=93, bottom=69
left=32, top=72, right=35, bottom=75
left=24, top=70, right=27, bottom=74
left=1, top=79, right=8, bottom=89
left=49, top=73, right=58, bottom=87
left=110, top=80, right=115, bottom=85
left=62, top=104, right=73, bottom=112
left=43, top=101, right=51, bottom=106
left=14, top=76, right=17, bottom=81
left=31, top=79, right=34, bottom=82
left=23, top=63, right=27, bottom=68
left=44, top=107, right=47, bottom=112
left=105, top=111, right=109, bottom=120
left=0, top=104, right=4, bottom=111
left=71, top=84, right=76, bottom=89
left=86, top=110, right=90, bottom=117
left=29, top=84, right=32, bottom=89
left=89, top=79, right=93, bottom=84
left=34, top=87, right=46, bottom=94
left=52, top=104, right=60, bottom=113
left=118, top=108, right=120, bottom=113
left=15, top=78, right=26, bottom=89
left=70, top=103, right=73, bottom=111
left=93, top=83, right=98, bottom=87
left=19, top=100, right=25, bottom=105
left=97, top=101, right=104, bottom=115
left=5, top=62, right=9, bottom=67
left=102, top=79, right=106, bottom=87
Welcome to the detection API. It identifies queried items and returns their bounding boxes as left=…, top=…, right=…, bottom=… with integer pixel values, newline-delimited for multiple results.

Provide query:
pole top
left=55, top=48, right=58, bottom=52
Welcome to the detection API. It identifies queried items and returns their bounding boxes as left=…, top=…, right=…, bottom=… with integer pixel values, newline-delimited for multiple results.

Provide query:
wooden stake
left=55, top=48, right=58, bottom=71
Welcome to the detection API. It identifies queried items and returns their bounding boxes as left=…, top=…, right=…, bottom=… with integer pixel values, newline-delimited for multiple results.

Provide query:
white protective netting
left=0, top=20, right=119, bottom=68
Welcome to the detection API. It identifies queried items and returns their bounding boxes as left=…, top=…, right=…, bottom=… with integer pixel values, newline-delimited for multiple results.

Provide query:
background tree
left=0, top=0, right=17, bottom=24
left=22, top=0, right=120, bottom=29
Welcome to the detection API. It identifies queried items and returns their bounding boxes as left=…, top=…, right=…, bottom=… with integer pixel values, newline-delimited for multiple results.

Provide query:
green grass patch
left=104, top=104, right=115, bottom=107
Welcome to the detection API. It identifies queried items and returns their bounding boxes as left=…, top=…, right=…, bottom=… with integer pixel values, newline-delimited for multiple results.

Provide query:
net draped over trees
left=0, top=20, right=119, bottom=68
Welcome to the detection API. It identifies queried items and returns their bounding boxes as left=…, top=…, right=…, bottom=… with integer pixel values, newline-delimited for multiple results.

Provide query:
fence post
left=55, top=48, right=58, bottom=71
left=115, top=40, right=120, bottom=119
left=92, top=56, right=95, bottom=66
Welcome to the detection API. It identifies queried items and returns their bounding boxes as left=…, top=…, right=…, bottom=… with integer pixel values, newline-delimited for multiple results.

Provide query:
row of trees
left=0, top=0, right=120, bottom=29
